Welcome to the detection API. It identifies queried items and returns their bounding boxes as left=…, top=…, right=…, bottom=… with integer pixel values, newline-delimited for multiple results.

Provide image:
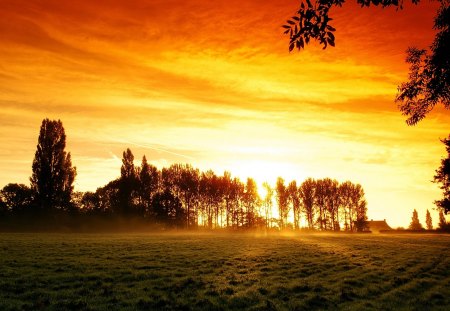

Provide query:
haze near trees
left=0, top=119, right=369, bottom=232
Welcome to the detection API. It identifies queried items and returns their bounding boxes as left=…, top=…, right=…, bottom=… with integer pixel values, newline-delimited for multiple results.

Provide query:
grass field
left=0, top=233, right=449, bottom=310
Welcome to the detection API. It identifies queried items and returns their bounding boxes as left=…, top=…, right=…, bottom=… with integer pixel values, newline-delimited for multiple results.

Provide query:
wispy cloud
left=0, top=0, right=444, bottom=227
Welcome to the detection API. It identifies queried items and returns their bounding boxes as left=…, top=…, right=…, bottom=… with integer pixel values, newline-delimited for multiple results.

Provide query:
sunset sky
left=0, top=0, right=448, bottom=228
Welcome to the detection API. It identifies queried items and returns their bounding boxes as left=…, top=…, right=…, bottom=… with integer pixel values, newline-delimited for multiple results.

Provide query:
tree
left=283, top=0, right=449, bottom=126
left=299, top=178, right=316, bottom=229
left=425, top=210, right=433, bottom=230
left=283, top=0, right=419, bottom=52
left=138, top=155, right=159, bottom=217
left=425, top=209, right=433, bottom=230
left=409, top=209, right=424, bottom=230
left=396, top=2, right=450, bottom=125
left=354, top=200, right=368, bottom=232
left=438, top=209, right=448, bottom=229
left=199, top=170, right=223, bottom=228
left=243, top=178, right=261, bottom=228
left=314, top=179, right=327, bottom=230
left=117, top=148, right=139, bottom=216
left=288, top=180, right=301, bottom=230
left=262, top=182, right=274, bottom=228
left=151, top=189, right=185, bottom=228
left=434, top=135, right=450, bottom=214
left=30, top=119, right=76, bottom=212
left=349, top=183, right=367, bottom=231
left=276, top=177, right=289, bottom=229
left=0, top=183, right=34, bottom=214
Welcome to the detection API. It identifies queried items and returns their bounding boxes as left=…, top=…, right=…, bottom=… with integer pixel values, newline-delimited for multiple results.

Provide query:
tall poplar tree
left=425, top=209, right=433, bottom=230
left=30, top=119, right=76, bottom=212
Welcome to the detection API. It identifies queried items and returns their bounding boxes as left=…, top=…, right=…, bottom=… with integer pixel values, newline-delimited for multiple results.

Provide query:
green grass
left=0, top=232, right=449, bottom=310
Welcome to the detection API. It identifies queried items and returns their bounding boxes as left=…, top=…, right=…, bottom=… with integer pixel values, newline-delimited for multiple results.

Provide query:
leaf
left=287, top=20, right=295, bottom=25
left=326, top=25, right=336, bottom=31
left=327, top=38, right=335, bottom=47
left=282, top=25, right=291, bottom=29
left=292, top=16, right=300, bottom=21
left=327, top=32, right=335, bottom=41
left=289, top=42, right=295, bottom=52
left=283, top=29, right=290, bottom=34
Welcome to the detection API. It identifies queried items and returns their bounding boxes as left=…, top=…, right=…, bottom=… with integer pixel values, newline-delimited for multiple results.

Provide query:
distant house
left=367, top=219, right=392, bottom=233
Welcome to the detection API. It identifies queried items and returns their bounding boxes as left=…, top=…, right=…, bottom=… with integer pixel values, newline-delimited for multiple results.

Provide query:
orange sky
left=0, top=0, right=448, bottom=228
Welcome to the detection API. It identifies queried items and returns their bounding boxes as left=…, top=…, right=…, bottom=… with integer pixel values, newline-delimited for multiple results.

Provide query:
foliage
left=396, top=2, right=450, bottom=125
left=1, top=120, right=370, bottom=232
left=152, top=189, right=185, bottom=227
left=276, top=177, right=289, bottom=229
left=299, top=178, right=316, bottom=229
left=409, top=209, right=424, bottom=230
left=434, top=135, right=450, bottom=214
left=426, top=209, right=433, bottom=230
left=283, top=0, right=418, bottom=52
left=438, top=209, right=449, bottom=230
left=30, top=119, right=76, bottom=212
left=118, top=148, right=138, bottom=216
left=0, top=183, right=33, bottom=213
left=283, top=0, right=449, bottom=126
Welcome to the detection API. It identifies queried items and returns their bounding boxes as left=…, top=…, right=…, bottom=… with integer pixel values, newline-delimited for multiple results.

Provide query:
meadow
left=0, top=232, right=449, bottom=310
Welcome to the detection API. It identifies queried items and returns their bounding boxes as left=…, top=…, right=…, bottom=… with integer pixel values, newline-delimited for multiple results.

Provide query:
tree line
left=76, top=156, right=369, bottom=231
left=0, top=119, right=371, bottom=231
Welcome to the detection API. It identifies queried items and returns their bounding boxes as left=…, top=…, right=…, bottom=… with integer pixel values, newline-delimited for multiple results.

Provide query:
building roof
left=367, top=219, right=392, bottom=232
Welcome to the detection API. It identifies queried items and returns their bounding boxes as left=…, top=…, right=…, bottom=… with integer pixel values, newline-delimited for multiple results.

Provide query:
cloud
left=0, top=0, right=444, bottom=227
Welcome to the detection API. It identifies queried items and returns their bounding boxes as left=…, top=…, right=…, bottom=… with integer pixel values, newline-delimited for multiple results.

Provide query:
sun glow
left=0, top=0, right=446, bottom=228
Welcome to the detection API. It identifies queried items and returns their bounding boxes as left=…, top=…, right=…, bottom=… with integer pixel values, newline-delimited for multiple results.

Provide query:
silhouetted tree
left=328, top=179, right=341, bottom=231
left=0, top=183, right=34, bottom=214
left=199, top=170, right=223, bottom=228
left=349, top=183, right=367, bottom=231
left=262, top=182, right=274, bottom=228
left=138, top=156, right=159, bottom=217
left=118, top=148, right=139, bottom=216
left=288, top=180, right=301, bottom=230
left=354, top=200, right=368, bottom=232
left=425, top=209, right=433, bottom=230
left=434, top=135, right=450, bottom=214
left=229, top=177, right=245, bottom=228
left=409, top=209, right=424, bottom=230
left=322, top=178, right=341, bottom=230
left=242, top=178, right=260, bottom=227
left=222, top=172, right=233, bottom=228
left=0, top=196, right=7, bottom=218
left=299, top=178, right=316, bottom=229
left=152, top=189, right=185, bottom=228
left=276, top=177, right=289, bottom=229
left=80, top=191, right=101, bottom=214
left=283, top=0, right=448, bottom=126
left=314, top=179, right=327, bottom=230
left=30, top=119, right=76, bottom=212
left=179, top=164, right=200, bottom=228
left=96, top=179, right=120, bottom=214
left=339, top=181, right=353, bottom=231
left=396, top=2, right=450, bottom=125
left=438, top=209, right=448, bottom=229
